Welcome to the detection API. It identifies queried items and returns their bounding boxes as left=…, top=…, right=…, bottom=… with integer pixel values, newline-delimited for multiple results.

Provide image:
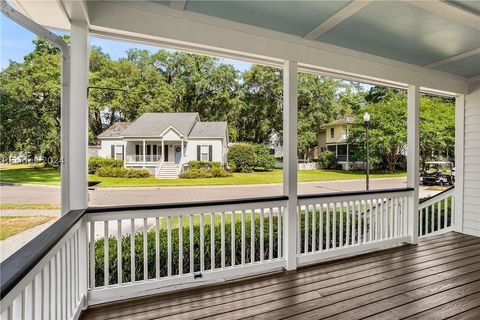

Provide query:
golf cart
left=420, top=161, right=455, bottom=186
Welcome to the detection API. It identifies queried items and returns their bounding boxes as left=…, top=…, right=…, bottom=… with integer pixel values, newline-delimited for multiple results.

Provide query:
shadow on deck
left=81, top=232, right=480, bottom=320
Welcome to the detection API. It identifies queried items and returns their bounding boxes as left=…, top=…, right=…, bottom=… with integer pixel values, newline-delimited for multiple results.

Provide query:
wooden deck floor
left=81, top=232, right=480, bottom=320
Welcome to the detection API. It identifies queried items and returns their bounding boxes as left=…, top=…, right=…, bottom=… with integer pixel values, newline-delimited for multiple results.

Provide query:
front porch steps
left=157, top=162, right=178, bottom=179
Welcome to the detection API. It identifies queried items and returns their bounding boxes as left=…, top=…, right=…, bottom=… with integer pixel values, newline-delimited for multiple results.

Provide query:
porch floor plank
left=81, top=232, right=480, bottom=320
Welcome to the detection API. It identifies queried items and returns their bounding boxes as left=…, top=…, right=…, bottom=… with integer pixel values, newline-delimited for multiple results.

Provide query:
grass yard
left=0, top=164, right=405, bottom=187
left=0, top=216, right=57, bottom=240
left=0, top=164, right=60, bottom=185
left=0, top=203, right=61, bottom=210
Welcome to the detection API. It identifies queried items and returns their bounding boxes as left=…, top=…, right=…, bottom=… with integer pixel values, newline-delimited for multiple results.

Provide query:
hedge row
left=88, top=157, right=123, bottom=174
left=179, top=167, right=232, bottom=179
left=95, top=166, right=151, bottom=178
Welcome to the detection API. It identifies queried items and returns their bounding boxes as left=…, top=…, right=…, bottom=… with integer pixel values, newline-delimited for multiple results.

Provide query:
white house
left=98, top=113, right=228, bottom=178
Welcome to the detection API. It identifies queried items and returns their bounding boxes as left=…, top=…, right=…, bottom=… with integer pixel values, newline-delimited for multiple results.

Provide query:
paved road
left=0, top=177, right=442, bottom=207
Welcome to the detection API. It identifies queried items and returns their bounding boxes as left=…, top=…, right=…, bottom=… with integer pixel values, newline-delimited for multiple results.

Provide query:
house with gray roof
left=97, top=113, right=228, bottom=178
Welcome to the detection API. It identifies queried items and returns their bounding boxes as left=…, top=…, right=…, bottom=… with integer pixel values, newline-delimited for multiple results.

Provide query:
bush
left=316, top=151, right=338, bottom=169
left=253, top=144, right=277, bottom=170
left=95, top=166, right=151, bottom=178
left=89, top=157, right=123, bottom=174
left=227, top=143, right=256, bottom=173
left=178, top=167, right=232, bottom=179
left=187, top=161, right=221, bottom=170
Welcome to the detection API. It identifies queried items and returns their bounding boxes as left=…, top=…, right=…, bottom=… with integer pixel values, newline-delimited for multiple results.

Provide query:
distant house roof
left=98, top=113, right=228, bottom=140
left=120, top=112, right=200, bottom=137
left=189, top=122, right=228, bottom=138
left=98, top=122, right=131, bottom=138
left=320, top=117, right=356, bottom=129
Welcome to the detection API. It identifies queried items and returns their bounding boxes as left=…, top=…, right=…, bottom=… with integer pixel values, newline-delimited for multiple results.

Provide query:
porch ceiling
left=9, top=0, right=479, bottom=93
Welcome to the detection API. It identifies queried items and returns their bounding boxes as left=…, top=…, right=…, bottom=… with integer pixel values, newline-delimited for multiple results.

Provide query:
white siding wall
left=99, top=139, right=125, bottom=158
left=185, top=139, right=224, bottom=163
left=463, top=82, right=480, bottom=236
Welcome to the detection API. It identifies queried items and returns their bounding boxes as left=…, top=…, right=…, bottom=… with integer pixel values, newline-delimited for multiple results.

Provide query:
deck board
left=81, top=232, right=480, bottom=320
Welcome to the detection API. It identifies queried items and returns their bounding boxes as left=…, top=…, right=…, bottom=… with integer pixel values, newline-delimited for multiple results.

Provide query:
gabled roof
left=320, top=117, right=356, bottom=129
left=189, top=122, right=228, bottom=138
left=120, top=113, right=200, bottom=137
left=98, top=122, right=131, bottom=138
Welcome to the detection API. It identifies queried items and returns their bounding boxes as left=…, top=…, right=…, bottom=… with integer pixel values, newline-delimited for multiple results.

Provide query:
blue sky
left=1, top=14, right=252, bottom=71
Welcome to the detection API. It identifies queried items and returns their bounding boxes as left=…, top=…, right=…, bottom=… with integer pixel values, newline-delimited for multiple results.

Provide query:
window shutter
left=111, top=145, right=115, bottom=158
left=197, top=145, right=201, bottom=161
left=209, top=145, right=213, bottom=161
left=121, top=146, right=124, bottom=161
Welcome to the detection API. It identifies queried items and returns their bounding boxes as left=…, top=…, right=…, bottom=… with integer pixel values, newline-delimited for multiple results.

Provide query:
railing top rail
left=419, top=186, right=455, bottom=209
left=86, top=195, right=289, bottom=214
left=419, top=186, right=455, bottom=204
left=297, top=187, right=414, bottom=201
left=0, top=209, right=86, bottom=300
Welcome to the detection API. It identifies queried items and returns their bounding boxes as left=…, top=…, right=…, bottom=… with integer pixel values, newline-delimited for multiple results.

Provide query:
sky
left=1, top=14, right=253, bottom=71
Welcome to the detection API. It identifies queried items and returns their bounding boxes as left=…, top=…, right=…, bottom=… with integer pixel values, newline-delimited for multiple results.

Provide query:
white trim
left=425, top=48, right=480, bottom=69
left=159, top=125, right=185, bottom=139
left=455, top=95, right=465, bottom=233
left=407, top=85, right=420, bottom=244
left=298, top=236, right=411, bottom=266
left=304, top=1, right=372, bottom=40
left=469, top=75, right=480, bottom=83
left=87, top=260, right=285, bottom=305
left=405, top=0, right=480, bottom=29
left=283, top=61, right=298, bottom=271
left=85, top=0, right=469, bottom=94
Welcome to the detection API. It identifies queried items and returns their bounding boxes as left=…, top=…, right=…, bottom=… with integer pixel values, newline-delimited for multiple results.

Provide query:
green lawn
left=1, top=164, right=405, bottom=187
left=0, top=216, right=57, bottom=240
left=0, top=165, right=61, bottom=185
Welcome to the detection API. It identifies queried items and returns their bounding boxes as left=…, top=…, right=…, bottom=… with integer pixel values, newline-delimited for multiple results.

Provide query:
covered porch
left=0, top=1, right=478, bottom=320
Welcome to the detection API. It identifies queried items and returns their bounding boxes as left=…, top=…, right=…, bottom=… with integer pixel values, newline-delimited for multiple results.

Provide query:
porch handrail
left=0, top=209, right=88, bottom=319
left=419, top=186, right=454, bottom=207
left=0, top=209, right=85, bottom=300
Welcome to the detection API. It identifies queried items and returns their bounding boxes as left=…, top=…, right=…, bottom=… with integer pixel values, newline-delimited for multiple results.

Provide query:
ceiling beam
left=405, top=0, right=479, bottom=29
left=425, top=48, right=480, bottom=69
left=59, top=0, right=90, bottom=25
left=169, top=0, right=187, bottom=11
left=304, top=1, right=372, bottom=40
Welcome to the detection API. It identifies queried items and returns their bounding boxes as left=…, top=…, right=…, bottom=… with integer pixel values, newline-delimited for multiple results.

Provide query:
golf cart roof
left=425, top=161, right=453, bottom=164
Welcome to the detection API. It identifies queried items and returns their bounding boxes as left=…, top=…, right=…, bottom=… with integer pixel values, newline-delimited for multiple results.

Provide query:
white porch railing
left=2, top=187, right=458, bottom=318
left=0, top=210, right=87, bottom=320
left=418, top=187, right=455, bottom=238
left=85, top=197, right=287, bottom=304
left=297, top=188, right=412, bottom=266
left=125, top=155, right=162, bottom=163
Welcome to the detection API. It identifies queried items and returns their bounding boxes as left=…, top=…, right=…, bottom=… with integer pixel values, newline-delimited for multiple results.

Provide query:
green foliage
left=227, top=143, right=256, bottom=173
left=316, top=150, right=338, bottom=169
left=93, top=215, right=283, bottom=285
left=88, top=156, right=123, bottom=174
left=187, top=161, right=221, bottom=170
left=95, top=166, right=151, bottom=178
left=252, top=144, right=277, bottom=170
left=178, top=167, right=232, bottom=179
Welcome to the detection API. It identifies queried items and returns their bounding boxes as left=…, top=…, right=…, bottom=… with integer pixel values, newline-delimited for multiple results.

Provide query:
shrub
left=316, top=151, right=337, bottom=169
left=253, top=144, right=277, bottom=170
left=95, top=166, right=151, bottom=178
left=187, top=161, right=221, bottom=170
left=227, top=143, right=256, bottom=173
left=89, top=157, right=123, bottom=174
left=178, top=167, right=232, bottom=179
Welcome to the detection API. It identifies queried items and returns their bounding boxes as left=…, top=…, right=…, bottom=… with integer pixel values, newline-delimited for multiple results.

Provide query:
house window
left=112, top=145, right=123, bottom=160
left=200, top=145, right=210, bottom=161
left=330, top=128, right=335, bottom=138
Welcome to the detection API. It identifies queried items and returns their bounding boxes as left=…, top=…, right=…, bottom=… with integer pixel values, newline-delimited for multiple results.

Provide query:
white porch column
left=65, top=21, right=88, bottom=213
left=407, top=85, right=420, bottom=244
left=162, top=140, right=165, bottom=162
left=143, top=140, right=146, bottom=167
left=283, top=60, right=298, bottom=270
left=454, top=95, right=465, bottom=233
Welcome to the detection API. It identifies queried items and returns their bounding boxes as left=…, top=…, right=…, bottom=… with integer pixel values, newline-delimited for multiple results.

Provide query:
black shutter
left=121, top=146, right=124, bottom=160
left=111, top=145, right=115, bottom=158
left=197, top=145, right=201, bottom=161
left=209, top=145, right=212, bottom=161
